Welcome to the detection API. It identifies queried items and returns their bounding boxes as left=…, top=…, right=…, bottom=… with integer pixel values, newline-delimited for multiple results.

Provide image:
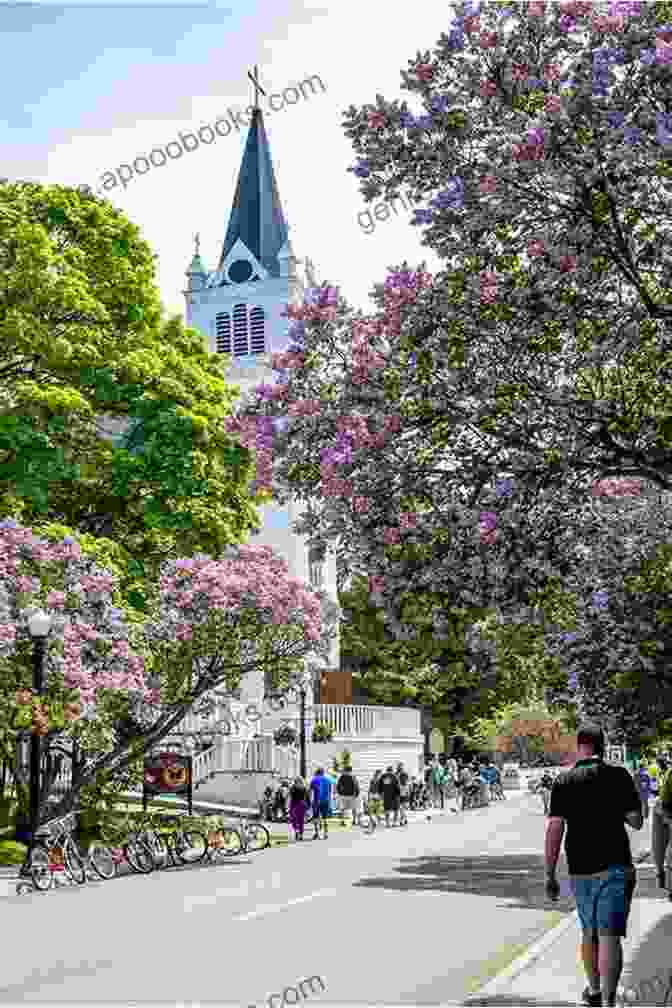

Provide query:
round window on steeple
left=228, top=259, right=254, bottom=284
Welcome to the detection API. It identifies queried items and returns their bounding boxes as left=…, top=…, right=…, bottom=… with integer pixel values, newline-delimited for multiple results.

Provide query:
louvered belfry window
left=250, top=307, right=265, bottom=353
left=232, top=303, right=247, bottom=355
left=215, top=305, right=266, bottom=357
left=215, top=313, right=231, bottom=354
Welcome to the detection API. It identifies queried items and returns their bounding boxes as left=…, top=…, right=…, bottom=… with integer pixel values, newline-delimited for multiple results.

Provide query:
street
left=0, top=788, right=582, bottom=1004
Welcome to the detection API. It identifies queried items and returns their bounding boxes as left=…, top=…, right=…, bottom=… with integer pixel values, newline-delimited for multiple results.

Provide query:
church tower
left=183, top=77, right=339, bottom=708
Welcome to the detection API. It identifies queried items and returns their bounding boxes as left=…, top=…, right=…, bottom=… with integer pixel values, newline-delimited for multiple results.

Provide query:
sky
left=1, top=0, right=456, bottom=320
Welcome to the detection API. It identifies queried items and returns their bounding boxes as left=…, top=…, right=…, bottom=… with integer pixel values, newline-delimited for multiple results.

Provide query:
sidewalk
left=464, top=821, right=672, bottom=1007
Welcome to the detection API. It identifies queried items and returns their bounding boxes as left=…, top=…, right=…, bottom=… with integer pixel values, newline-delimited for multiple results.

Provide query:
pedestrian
left=396, top=763, right=411, bottom=822
left=633, top=762, right=652, bottom=820
left=544, top=723, right=643, bottom=1007
left=441, top=760, right=459, bottom=812
left=430, top=758, right=445, bottom=809
left=273, top=779, right=290, bottom=821
left=336, top=765, right=361, bottom=826
left=378, top=765, right=402, bottom=826
left=309, top=767, right=333, bottom=839
left=652, top=757, right=672, bottom=894
left=288, top=776, right=310, bottom=841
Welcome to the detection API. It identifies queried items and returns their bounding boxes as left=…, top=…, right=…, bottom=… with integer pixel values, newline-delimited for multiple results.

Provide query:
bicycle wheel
left=88, top=842, right=117, bottom=880
left=244, top=823, right=271, bottom=851
left=146, top=831, right=170, bottom=869
left=124, top=838, right=155, bottom=873
left=173, top=830, right=208, bottom=864
left=208, top=828, right=243, bottom=859
left=64, top=838, right=87, bottom=884
left=29, top=842, right=54, bottom=891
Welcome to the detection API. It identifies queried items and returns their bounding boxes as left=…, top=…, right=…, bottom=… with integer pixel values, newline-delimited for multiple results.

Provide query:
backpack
left=337, top=772, right=358, bottom=797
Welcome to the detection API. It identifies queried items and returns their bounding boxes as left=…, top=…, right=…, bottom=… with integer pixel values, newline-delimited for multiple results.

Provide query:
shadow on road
left=353, top=853, right=574, bottom=911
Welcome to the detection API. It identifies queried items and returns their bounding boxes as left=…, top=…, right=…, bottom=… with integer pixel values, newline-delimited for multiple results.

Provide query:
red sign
left=143, top=752, right=192, bottom=795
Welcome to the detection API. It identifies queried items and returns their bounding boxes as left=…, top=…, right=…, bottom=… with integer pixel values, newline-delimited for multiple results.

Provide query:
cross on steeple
left=247, top=65, right=267, bottom=111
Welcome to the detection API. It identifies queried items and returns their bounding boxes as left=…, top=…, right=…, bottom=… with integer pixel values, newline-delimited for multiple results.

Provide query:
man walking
left=310, top=767, right=333, bottom=840
left=545, top=724, right=643, bottom=1007
left=430, top=758, right=446, bottom=809
left=652, top=757, right=672, bottom=894
left=336, top=765, right=361, bottom=826
left=378, top=765, right=401, bottom=827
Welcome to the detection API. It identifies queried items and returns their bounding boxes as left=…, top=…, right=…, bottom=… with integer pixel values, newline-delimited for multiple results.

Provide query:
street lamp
left=27, top=608, right=53, bottom=844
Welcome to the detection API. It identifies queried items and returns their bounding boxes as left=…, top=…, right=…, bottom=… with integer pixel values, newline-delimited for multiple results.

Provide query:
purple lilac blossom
left=559, top=15, right=577, bottom=32
left=431, top=96, right=452, bottom=114
left=446, top=25, right=465, bottom=51
left=590, top=589, right=610, bottom=611
left=656, top=113, right=672, bottom=147
left=349, top=160, right=370, bottom=179
left=494, top=478, right=514, bottom=499
left=412, top=209, right=434, bottom=226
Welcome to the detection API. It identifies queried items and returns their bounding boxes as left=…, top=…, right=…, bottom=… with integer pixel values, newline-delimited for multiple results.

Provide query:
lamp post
left=299, top=682, right=307, bottom=780
left=27, top=608, right=53, bottom=843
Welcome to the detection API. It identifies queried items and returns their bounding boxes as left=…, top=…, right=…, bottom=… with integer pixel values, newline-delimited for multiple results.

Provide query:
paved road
left=0, top=788, right=625, bottom=1004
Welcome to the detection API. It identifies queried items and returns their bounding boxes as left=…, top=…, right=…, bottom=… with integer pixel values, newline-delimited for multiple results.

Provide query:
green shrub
left=0, top=839, right=28, bottom=865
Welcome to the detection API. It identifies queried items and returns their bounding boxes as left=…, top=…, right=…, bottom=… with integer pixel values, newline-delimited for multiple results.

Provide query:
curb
left=467, top=846, right=651, bottom=1001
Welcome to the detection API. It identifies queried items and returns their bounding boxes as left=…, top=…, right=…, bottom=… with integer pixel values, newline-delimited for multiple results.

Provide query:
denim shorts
left=570, top=865, right=637, bottom=936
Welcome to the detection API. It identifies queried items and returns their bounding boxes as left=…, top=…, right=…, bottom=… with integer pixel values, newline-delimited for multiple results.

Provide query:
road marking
left=232, top=889, right=331, bottom=922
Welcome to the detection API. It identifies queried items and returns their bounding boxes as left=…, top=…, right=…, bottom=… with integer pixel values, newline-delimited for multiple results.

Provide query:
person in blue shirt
left=310, top=767, right=333, bottom=839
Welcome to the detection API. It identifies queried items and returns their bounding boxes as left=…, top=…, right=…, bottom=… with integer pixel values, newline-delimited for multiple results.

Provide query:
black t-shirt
left=549, top=758, right=641, bottom=874
left=337, top=772, right=359, bottom=797
left=378, top=772, right=401, bottom=799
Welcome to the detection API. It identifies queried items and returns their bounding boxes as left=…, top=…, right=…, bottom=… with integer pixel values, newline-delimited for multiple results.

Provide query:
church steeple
left=218, top=66, right=289, bottom=279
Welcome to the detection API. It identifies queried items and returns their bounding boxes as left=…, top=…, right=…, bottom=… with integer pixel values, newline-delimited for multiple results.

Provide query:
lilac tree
left=230, top=0, right=672, bottom=736
left=0, top=521, right=336, bottom=824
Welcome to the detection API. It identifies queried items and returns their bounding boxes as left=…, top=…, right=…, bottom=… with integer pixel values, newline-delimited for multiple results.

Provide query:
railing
left=313, top=704, right=376, bottom=736
left=192, top=744, right=219, bottom=785
left=313, top=704, right=421, bottom=739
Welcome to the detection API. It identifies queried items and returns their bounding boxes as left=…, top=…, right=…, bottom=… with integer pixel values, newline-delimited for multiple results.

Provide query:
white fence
left=313, top=704, right=421, bottom=739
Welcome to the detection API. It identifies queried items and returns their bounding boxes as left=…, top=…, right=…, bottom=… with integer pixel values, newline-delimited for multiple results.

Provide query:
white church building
left=158, top=93, right=424, bottom=805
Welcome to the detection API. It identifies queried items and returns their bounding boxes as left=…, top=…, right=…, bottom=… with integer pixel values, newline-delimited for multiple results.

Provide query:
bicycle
left=140, top=818, right=208, bottom=869
left=23, top=811, right=86, bottom=891
left=205, top=824, right=245, bottom=860
left=238, top=816, right=271, bottom=852
left=121, top=824, right=156, bottom=874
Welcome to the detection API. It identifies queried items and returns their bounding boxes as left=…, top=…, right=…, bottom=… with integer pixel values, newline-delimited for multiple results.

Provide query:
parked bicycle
left=138, top=817, right=208, bottom=869
left=238, top=816, right=271, bottom=852
left=20, top=811, right=86, bottom=892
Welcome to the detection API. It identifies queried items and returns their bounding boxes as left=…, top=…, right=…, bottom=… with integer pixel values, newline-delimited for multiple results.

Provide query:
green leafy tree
left=341, top=574, right=538, bottom=727
left=0, top=182, right=261, bottom=608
